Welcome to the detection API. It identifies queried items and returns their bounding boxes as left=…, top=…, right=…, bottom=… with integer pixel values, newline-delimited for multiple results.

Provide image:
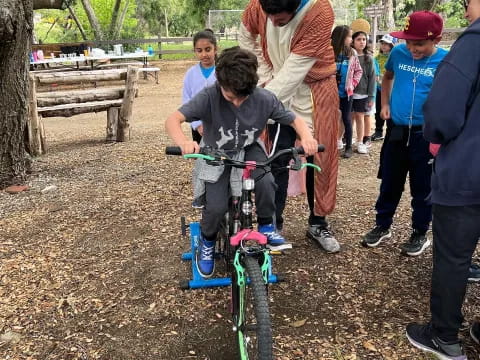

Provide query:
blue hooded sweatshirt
left=423, top=18, right=480, bottom=206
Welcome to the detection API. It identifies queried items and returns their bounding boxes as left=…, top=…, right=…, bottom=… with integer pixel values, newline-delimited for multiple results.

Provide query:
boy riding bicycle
left=165, top=46, right=318, bottom=278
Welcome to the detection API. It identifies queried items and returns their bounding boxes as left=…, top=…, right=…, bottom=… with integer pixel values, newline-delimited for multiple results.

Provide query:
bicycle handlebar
left=165, top=145, right=325, bottom=157
left=165, top=145, right=324, bottom=172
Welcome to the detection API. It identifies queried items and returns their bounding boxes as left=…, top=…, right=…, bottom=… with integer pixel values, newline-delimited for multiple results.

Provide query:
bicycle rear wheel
left=234, top=256, right=272, bottom=360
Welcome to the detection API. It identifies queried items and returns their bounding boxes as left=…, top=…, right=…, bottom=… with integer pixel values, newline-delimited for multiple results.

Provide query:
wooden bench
left=27, top=67, right=140, bottom=156
left=139, top=67, right=160, bottom=84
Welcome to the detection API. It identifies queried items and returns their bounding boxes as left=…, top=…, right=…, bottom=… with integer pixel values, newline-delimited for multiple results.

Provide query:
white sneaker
left=357, top=142, right=368, bottom=154
left=337, top=140, right=344, bottom=150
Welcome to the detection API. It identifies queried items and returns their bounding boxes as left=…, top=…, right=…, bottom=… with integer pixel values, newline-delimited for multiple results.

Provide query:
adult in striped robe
left=239, top=0, right=340, bottom=252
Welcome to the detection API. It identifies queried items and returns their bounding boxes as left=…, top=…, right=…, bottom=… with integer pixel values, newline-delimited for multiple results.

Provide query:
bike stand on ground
left=179, top=218, right=286, bottom=290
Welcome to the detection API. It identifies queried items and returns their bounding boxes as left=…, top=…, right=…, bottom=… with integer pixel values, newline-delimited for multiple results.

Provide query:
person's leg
left=307, top=78, right=340, bottom=252
left=245, top=143, right=285, bottom=245
left=339, top=96, right=353, bottom=156
left=267, top=123, right=297, bottom=231
left=408, top=131, right=433, bottom=234
left=363, top=114, right=372, bottom=144
left=191, top=128, right=202, bottom=143
left=198, top=167, right=230, bottom=277
left=353, top=111, right=364, bottom=145
left=375, top=139, right=409, bottom=230
left=245, top=143, right=275, bottom=225
left=430, top=204, right=480, bottom=342
left=398, top=131, right=433, bottom=255
left=372, top=88, right=385, bottom=140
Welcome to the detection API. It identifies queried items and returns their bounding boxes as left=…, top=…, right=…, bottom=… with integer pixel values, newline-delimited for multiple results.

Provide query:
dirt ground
left=1, top=60, right=479, bottom=360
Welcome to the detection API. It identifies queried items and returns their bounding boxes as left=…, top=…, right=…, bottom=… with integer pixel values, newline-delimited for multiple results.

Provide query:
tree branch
left=67, top=5, right=87, bottom=40
left=33, top=0, right=66, bottom=10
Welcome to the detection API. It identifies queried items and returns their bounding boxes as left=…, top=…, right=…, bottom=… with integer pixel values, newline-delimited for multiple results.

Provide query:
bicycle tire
left=235, top=256, right=272, bottom=360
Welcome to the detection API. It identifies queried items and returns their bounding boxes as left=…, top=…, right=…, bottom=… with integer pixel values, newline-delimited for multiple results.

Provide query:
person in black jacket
left=405, top=2, right=480, bottom=359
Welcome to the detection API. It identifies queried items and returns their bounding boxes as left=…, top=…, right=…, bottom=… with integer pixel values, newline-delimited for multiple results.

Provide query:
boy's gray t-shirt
left=178, top=84, right=296, bottom=150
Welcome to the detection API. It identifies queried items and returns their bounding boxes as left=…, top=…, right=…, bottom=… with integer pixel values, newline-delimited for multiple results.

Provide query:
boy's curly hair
left=216, top=46, right=259, bottom=97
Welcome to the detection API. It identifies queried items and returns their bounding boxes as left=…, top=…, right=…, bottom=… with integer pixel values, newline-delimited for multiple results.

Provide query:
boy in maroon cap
left=361, top=11, right=447, bottom=255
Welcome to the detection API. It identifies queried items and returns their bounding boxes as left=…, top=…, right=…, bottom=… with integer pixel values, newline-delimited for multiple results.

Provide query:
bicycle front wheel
left=235, top=256, right=272, bottom=360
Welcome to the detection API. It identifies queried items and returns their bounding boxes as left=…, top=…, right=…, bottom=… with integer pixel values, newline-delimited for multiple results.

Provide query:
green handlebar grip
left=301, top=163, right=321, bottom=172
left=183, top=154, right=215, bottom=161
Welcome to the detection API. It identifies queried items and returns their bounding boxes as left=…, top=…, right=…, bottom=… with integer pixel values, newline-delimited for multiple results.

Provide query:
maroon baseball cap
left=390, top=11, right=443, bottom=40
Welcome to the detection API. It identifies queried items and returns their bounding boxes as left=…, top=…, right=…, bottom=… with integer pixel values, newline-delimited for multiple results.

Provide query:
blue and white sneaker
left=195, top=237, right=215, bottom=278
left=258, top=223, right=286, bottom=246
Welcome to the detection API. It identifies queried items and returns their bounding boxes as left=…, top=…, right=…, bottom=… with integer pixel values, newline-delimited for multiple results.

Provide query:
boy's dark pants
left=375, top=122, right=432, bottom=233
left=430, top=204, right=480, bottom=342
left=267, top=123, right=297, bottom=229
left=201, top=143, right=277, bottom=239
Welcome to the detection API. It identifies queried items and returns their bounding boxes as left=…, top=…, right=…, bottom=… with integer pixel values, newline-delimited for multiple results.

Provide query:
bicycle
left=166, top=145, right=324, bottom=360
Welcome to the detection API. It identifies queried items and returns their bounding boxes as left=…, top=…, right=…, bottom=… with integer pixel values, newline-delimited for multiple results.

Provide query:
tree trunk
left=0, top=0, right=32, bottom=186
left=109, top=0, right=122, bottom=38
left=113, top=0, right=130, bottom=40
left=80, top=0, right=104, bottom=40
left=33, top=0, right=65, bottom=9
left=384, top=0, right=395, bottom=30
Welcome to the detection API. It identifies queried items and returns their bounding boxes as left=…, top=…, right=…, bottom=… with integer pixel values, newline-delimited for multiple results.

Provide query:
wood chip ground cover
left=1, top=60, right=479, bottom=360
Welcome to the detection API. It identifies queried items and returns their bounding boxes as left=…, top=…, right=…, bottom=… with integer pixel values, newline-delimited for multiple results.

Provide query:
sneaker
left=258, top=223, right=285, bottom=246
left=371, top=130, right=384, bottom=141
left=195, top=237, right=215, bottom=278
left=363, top=136, right=372, bottom=148
left=357, top=142, right=368, bottom=154
left=342, top=147, right=353, bottom=159
left=306, top=225, right=340, bottom=253
left=361, top=225, right=392, bottom=247
left=337, top=139, right=344, bottom=150
left=406, top=323, right=467, bottom=360
left=468, top=263, right=480, bottom=283
left=470, top=321, right=480, bottom=344
left=400, top=229, right=431, bottom=256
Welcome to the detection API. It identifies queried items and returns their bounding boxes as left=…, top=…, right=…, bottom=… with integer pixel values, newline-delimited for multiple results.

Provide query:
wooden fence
left=33, top=28, right=464, bottom=59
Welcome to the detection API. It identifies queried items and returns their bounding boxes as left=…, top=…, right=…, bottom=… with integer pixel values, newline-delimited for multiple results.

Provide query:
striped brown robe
left=242, top=0, right=339, bottom=216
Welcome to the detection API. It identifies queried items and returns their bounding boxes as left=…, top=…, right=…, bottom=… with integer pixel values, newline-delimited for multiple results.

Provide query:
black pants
left=375, top=122, right=433, bottom=233
left=374, top=88, right=384, bottom=133
left=267, top=123, right=297, bottom=229
left=431, top=204, right=480, bottom=341
left=191, top=128, right=202, bottom=143
left=201, top=143, right=277, bottom=239
left=339, top=96, right=353, bottom=149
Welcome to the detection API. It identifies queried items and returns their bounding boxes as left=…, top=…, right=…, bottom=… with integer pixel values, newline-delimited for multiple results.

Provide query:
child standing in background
left=331, top=25, right=363, bottom=158
left=351, top=30, right=376, bottom=154
left=182, top=29, right=218, bottom=143
left=361, top=11, right=447, bottom=257
left=371, top=34, right=397, bottom=141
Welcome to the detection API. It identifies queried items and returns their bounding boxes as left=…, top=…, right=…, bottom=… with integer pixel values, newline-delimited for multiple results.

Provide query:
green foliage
left=435, top=1, right=469, bottom=27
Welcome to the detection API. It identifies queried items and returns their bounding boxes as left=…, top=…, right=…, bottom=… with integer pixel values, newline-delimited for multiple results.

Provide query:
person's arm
left=264, top=54, right=317, bottom=104
left=165, top=110, right=199, bottom=154
left=290, top=116, right=318, bottom=155
left=367, top=58, right=377, bottom=106
left=238, top=23, right=273, bottom=87
left=182, top=70, right=203, bottom=131
left=424, top=39, right=479, bottom=144
left=380, top=70, right=394, bottom=120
